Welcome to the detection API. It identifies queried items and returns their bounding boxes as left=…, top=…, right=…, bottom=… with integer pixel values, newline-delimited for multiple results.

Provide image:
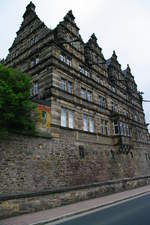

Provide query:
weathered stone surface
left=1, top=1, right=150, bottom=219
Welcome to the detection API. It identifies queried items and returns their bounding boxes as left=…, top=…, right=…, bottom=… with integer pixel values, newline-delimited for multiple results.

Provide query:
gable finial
left=64, top=10, right=75, bottom=21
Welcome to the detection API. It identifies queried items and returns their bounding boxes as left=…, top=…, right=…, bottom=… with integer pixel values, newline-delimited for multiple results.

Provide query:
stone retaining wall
left=0, top=176, right=150, bottom=219
left=0, top=133, right=150, bottom=218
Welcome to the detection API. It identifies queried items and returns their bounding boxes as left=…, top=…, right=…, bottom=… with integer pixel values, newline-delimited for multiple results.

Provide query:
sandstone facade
left=1, top=1, right=150, bottom=218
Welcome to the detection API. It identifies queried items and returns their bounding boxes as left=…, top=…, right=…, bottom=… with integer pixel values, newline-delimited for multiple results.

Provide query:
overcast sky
left=0, top=0, right=150, bottom=128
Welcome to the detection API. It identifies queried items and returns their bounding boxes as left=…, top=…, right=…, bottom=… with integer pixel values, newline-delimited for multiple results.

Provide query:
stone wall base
left=1, top=176, right=150, bottom=219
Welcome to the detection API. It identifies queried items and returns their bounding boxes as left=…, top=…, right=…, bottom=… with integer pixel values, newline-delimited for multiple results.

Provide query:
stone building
left=1, top=1, right=150, bottom=218
left=5, top=2, right=149, bottom=153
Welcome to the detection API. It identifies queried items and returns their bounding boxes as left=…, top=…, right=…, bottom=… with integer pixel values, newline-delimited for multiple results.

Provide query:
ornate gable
left=84, top=33, right=105, bottom=66
left=5, top=2, right=51, bottom=65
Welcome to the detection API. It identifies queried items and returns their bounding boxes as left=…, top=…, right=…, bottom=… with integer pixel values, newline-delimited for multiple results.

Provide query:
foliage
left=0, top=65, right=36, bottom=135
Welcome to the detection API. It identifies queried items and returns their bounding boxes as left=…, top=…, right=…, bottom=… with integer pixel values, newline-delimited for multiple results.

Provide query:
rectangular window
left=113, top=120, right=119, bottom=135
left=79, top=66, right=84, bottom=74
left=99, top=96, right=107, bottom=108
left=81, top=88, right=86, bottom=99
left=33, top=81, right=38, bottom=96
left=42, top=111, right=47, bottom=125
left=120, top=122, right=123, bottom=135
left=68, top=81, right=72, bottom=93
left=61, top=108, right=66, bottom=127
left=61, top=78, right=66, bottom=91
left=89, top=116, right=94, bottom=132
left=87, top=91, right=92, bottom=102
left=85, top=70, right=89, bottom=77
left=61, top=108, right=74, bottom=129
left=60, top=54, right=65, bottom=62
left=105, top=120, right=109, bottom=135
left=68, top=110, right=73, bottom=128
left=60, top=54, right=71, bottom=66
left=101, top=119, right=104, bottom=134
left=35, top=58, right=40, bottom=64
left=111, top=101, right=117, bottom=111
left=101, top=119, right=109, bottom=135
left=83, top=114, right=88, bottom=131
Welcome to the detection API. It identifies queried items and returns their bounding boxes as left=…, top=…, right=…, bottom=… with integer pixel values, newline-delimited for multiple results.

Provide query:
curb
left=28, top=190, right=150, bottom=225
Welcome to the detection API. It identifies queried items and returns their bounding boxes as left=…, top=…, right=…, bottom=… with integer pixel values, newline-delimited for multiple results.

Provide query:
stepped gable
left=85, top=33, right=106, bottom=66
left=107, top=50, right=122, bottom=71
left=64, top=10, right=76, bottom=24
left=55, top=10, right=83, bottom=40
left=107, top=51, right=125, bottom=84
left=85, top=33, right=102, bottom=55
left=6, top=1, right=51, bottom=64
left=122, top=64, right=134, bottom=80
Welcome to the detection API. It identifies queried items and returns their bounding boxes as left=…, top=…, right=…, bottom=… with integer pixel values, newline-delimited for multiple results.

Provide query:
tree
left=0, top=65, right=36, bottom=135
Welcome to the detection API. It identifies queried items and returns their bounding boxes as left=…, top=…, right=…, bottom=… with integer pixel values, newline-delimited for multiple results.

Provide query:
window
left=42, top=111, right=46, bottom=125
left=105, top=120, right=109, bottom=135
left=61, top=108, right=74, bottom=129
left=70, top=36, right=74, bottom=46
left=79, top=146, right=85, bottom=159
left=120, top=122, right=123, bottom=135
left=101, top=119, right=109, bottom=135
left=89, top=116, right=94, bottom=132
left=61, top=78, right=66, bottom=91
left=83, top=114, right=94, bottom=132
left=81, top=88, right=92, bottom=101
left=83, top=114, right=88, bottom=131
left=119, top=122, right=130, bottom=137
left=60, top=54, right=65, bottom=62
left=79, top=66, right=89, bottom=77
left=60, top=54, right=71, bottom=66
left=79, top=66, right=84, bottom=74
left=68, top=110, right=73, bottom=128
left=99, top=96, right=107, bottom=108
left=61, top=108, right=66, bottom=127
left=68, top=81, right=72, bottom=93
left=85, top=70, right=89, bottom=77
left=101, top=119, right=105, bottom=134
left=87, top=91, right=92, bottom=102
left=61, top=79, right=72, bottom=93
left=81, top=88, right=86, bottom=99
left=31, top=57, right=40, bottom=67
left=35, top=58, right=40, bottom=64
left=111, top=101, right=117, bottom=111
left=30, top=36, right=39, bottom=45
left=113, top=120, right=119, bottom=135
left=33, top=81, right=38, bottom=96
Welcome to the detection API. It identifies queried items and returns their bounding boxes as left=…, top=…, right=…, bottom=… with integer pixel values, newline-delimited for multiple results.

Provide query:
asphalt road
left=51, top=193, right=150, bottom=225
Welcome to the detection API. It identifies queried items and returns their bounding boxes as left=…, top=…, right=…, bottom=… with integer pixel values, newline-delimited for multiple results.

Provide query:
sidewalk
left=0, top=185, right=150, bottom=225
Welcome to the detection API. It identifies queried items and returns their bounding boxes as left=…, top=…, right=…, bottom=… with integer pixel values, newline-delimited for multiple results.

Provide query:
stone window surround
left=81, top=87, right=93, bottom=102
left=61, top=78, right=73, bottom=94
left=61, top=107, right=74, bottom=129
left=100, top=118, right=109, bottom=135
left=60, top=53, right=72, bottom=66
left=83, top=113, right=94, bottom=133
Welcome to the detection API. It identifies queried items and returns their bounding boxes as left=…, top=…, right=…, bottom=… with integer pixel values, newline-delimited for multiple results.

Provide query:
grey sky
left=0, top=0, right=150, bottom=128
